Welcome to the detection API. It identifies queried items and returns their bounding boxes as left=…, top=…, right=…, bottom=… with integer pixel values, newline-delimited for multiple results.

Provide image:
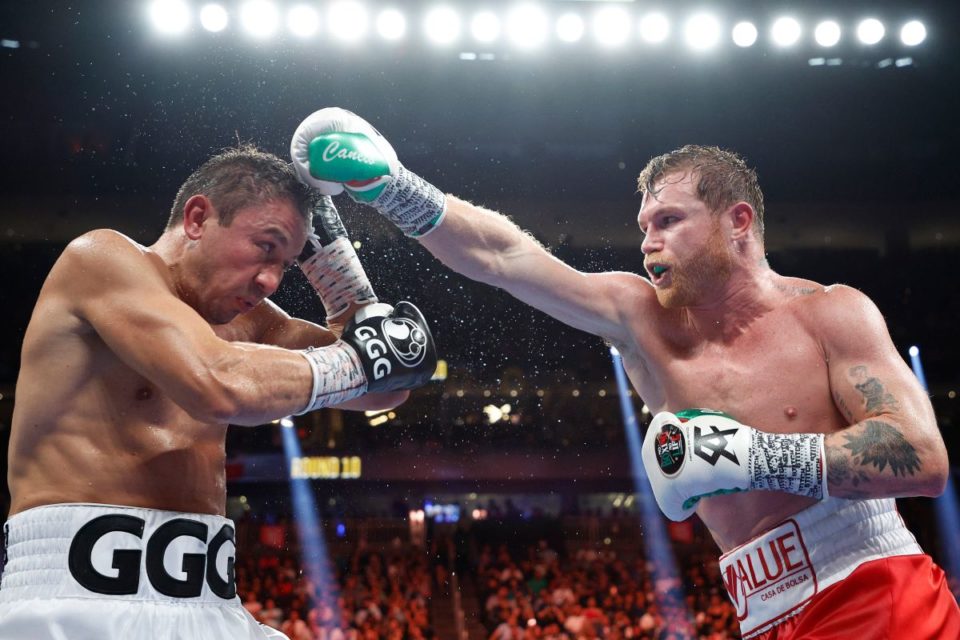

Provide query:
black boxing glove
left=341, top=302, right=437, bottom=392
left=296, top=302, right=437, bottom=414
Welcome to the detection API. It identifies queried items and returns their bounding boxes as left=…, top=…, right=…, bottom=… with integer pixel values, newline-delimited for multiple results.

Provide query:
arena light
left=900, top=20, right=926, bottom=46
left=906, top=346, right=960, bottom=585
left=240, top=1, right=279, bottom=39
left=328, top=1, right=369, bottom=43
left=771, top=17, right=801, bottom=47
left=483, top=403, right=512, bottom=424
left=731, top=21, right=757, bottom=48
left=287, top=4, right=320, bottom=38
left=594, top=6, right=631, bottom=47
left=507, top=4, right=549, bottom=50
left=684, top=13, right=721, bottom=51
left=424, top=6, right=461, bottom=46
left=639, top=12, right=669, bottom=44
left=556, top=12, right=585, bottom=43
left=279, top=420, right=337, bottom=626
left=814, top=20, right=841, bottom=47
left=609, top=346, right=695, bottom=626
left=199, top=3, right=228, bottom=33
left=857, top=18, right=885, bottom=45
left=470, top=11, right=501, bottom=43
left=376, top=8, right=406, bottom=41
left=149, top=0, right=191, bottom=35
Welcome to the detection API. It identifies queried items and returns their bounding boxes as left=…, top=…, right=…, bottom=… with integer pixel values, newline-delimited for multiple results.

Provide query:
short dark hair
left=637, top=145, right=765, bottom=239
left=166, top=144, right=316, bottom=230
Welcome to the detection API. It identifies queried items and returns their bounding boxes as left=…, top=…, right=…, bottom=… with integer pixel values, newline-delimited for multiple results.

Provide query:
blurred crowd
left=234, top=515, right=437, bottom=640
left=473, top=540, right=737, bottom=640
left=234, top=512, right=744, bottom=640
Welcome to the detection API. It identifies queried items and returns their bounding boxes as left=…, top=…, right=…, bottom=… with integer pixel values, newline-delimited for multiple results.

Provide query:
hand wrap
left=298, top=195, right=377, bottom=319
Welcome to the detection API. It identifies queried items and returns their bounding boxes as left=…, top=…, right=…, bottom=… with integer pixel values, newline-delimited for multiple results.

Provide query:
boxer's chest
left=625, top=311, right=842, bottom=434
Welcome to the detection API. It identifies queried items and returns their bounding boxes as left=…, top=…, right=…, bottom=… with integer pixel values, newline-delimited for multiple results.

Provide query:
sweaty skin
left=8, top=197, right=405, bottom=517
left=417, top=171, right=946, bottom=551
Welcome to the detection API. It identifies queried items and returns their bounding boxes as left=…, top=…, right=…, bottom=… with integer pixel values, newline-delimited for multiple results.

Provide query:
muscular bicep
left=821, top=286, right=945, bottom=496
left=824, top=287, right=931, bottom=427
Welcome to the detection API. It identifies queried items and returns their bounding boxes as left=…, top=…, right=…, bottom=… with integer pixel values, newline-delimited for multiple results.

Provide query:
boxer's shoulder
left=54, top=230, right=176, bottom=308
left=58, top=229, right=170, bottom=290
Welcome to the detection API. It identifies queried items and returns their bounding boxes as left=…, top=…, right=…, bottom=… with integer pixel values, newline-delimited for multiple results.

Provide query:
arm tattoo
left=842, top=420, right=921, bottom=477
left=826, top=444, right=871, bottom=497
left=833, top=391, right=854, bottom=423
left=774, top=282, right=818, bottom=296
left=848, top=365, right=900, bottom=414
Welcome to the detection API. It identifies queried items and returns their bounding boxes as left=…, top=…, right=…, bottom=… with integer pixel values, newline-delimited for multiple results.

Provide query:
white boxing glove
left=290, top=107, right=446, bottom=237
left=290, top=107, right=399, bottom=199
left=641, top=409, right=827, bottom=521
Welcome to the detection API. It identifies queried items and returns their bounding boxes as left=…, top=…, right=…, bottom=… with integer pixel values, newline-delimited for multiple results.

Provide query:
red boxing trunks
left=720, top=497, right=959, bottom=639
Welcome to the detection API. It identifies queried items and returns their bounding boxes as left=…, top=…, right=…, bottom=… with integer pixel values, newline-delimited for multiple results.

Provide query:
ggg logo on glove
left=654, top=423, right=686, bottom=476
left=382, top=317, right=427, bottom=367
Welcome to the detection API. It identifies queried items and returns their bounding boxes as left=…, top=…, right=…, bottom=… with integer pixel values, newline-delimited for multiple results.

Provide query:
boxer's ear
left=183, top=195, right=214, bottom=240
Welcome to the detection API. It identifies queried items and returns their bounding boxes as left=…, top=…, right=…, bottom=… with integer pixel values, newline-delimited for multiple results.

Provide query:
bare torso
left=8, top=242, right=256, bottom=517
left=615, top=274, right=846, bottom=551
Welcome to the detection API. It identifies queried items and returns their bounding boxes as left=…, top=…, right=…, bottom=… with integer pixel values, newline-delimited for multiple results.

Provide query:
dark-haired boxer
left=288, top=109, right=959, bottom=639
left=1, top=145, right=437, bottom=639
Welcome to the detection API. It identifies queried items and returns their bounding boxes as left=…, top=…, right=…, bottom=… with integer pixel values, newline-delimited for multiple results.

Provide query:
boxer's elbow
left=178, top=366, right=246, bottom=424
left=920, top=452, right=950, bottom=498
left=916, top=434, right=950, bottom=497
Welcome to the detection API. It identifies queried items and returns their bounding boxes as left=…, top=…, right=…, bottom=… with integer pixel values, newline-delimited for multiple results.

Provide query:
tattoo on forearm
left=827, top=445, right=868, bottom=487
left=833, top=392, right=854, bottom=423
left=842, top=420, right=921, bottom=477
left=848, top=365, right=900, bottom=414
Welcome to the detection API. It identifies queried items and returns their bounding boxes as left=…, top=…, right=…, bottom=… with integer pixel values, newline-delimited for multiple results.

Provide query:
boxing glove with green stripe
left=291, top=107, right=447, bottom=238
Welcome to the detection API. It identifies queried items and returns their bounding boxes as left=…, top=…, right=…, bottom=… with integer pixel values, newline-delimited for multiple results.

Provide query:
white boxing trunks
left=0, top=503, right=290, bottom=640
left=719, top=497, right=924, bottom=639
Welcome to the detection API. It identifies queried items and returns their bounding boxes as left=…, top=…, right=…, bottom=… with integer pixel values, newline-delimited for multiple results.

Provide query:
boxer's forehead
left=638, top=171, right=705, bottom=225
left=232, top=199, right=307, bottom=250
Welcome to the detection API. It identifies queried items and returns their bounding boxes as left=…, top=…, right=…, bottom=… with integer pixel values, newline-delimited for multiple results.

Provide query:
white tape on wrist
left=749, top=431, right=827, bottom=500
left=371, top=166, right=447, bottom=237
left=296, top=342, right=369, bottom=414
left=299, top=236, right=378, bottom=319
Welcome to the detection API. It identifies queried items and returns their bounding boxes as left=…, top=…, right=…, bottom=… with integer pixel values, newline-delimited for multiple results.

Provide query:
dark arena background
left=2, top=1, right=959, bottom=638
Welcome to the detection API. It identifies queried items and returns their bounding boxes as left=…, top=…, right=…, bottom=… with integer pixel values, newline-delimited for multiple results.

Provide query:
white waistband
left=1, top=503, right=239, bottom=605
left=719, top=497, right=923, bottom=638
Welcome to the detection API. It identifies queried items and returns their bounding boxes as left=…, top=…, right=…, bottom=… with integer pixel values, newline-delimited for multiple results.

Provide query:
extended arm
left=419, top=195, right=643, bottom=342
left=290, top=107, right=646, bottom=345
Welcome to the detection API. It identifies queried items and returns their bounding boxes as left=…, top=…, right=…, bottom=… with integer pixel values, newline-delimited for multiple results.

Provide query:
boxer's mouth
left=646, top=263, right=670, bottom=285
